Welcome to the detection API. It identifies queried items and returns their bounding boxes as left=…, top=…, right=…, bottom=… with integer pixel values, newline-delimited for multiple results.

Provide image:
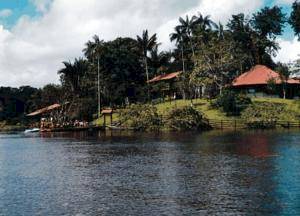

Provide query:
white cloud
left=0, top=0, right=263, bottom=87
left=0, top=9, right=13, bottom=18
left=275, top=37, right=300, bottom=63
left=30, top=0, right=52, bottom=13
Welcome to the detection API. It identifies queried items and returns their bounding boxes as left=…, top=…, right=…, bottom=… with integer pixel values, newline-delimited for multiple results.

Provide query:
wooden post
left=234, top=120, right=237, bottom=131
left=110, top=113, right=113, bottom=125
left=103, top=114, right=106, bottom=127
left=221, top=120, right=223, bottom=130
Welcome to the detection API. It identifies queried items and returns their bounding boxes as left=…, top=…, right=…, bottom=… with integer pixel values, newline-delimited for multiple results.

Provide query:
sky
left=0, top=0, right=300, bottom=87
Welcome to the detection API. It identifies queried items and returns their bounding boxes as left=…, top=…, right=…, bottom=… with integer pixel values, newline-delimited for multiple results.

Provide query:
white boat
left=24, top=128, right=40, bottom=133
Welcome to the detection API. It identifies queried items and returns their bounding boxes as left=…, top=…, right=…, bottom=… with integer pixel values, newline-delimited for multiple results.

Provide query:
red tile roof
left=148, top=72, right=181, bottom=83
left=27, top=104, right=61, bottom=117
left=232, top=65, right=300, bottom=87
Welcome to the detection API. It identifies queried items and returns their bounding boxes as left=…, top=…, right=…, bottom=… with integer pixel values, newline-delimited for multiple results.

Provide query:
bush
left=241, top=102, right=285, bottom=129
left=119, top=104, right=162, bottom=131
left=211, top=91, right=251, bottom=116
left=165, top=106, right=211, bottom=131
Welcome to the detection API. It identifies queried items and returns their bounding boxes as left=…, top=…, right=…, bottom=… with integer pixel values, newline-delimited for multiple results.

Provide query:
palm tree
left=177, top=15, right=197, bottom=57
left=137, top=30, right=158, bottom=100
left=216, top=22, right=225, bottom=40
left=193, top=13, right=217, bottom=31
left=137, top=30, right=158, bottom=83
left=58, top=58, right=88, bottom=96
left=149, top=44, right=171, bottom=75
left=83, top=35, right=104, bottom=116
left=192, top=13, right=217, bottom=47
left=170, top=26, right=186, bottom=73
left=83, top=35, right=103, bottom=61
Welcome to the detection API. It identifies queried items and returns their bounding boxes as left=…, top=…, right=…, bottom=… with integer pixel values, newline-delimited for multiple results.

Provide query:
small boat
left=24, top=128, right=40, bottom=133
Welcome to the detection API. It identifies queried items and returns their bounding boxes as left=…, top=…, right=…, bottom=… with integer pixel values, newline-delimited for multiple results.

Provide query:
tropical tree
left=193, top=13, right=217, bottom=31
left=252, top=6, right=286, bottom=38
left=177, top=15, right=197, bottom=57
left=170, top=26, right=186, bottom=73
left=91, top=37, right=146, bottom=105
left=251, top=6, right=286, bottom=65
left=137, top=30, right=158, bottom=83
left=83, top=35, right=104, bottom=67
left=191, top=29, right=239, bottom=95
left=289, top=0, right=300, bottom=40
left=83, top=35, right=104, bottom=116
left=192, top=13, right=217, bottom=46
left=227, top=7, right=286, bottom=68
left=58, top=58, right=89, bottom=96
left=149, top=45, right=171, bottom=76
left=276, top=63, right=291, bottom=99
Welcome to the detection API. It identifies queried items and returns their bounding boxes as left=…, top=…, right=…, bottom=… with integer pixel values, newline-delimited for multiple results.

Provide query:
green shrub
left=241, top=102, right=285, bottom=129
left=165, top=106, right=211, bottom=131
left=119, top=104, right=162, bottom=131
left=211, top=91, right=251, bottom=116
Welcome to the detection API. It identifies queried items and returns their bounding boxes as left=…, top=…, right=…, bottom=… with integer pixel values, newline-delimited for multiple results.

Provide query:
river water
left=0, top=130, right=299, bottom=215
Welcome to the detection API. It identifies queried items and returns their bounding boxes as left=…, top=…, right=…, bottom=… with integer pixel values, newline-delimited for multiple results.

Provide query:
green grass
left=155, top=99, right=236, bottom=120
left=252, top=98, right=300, bottom=121
left=93, top=99, right=235, bottom=126
left=93, top=98, right=300, bottom=126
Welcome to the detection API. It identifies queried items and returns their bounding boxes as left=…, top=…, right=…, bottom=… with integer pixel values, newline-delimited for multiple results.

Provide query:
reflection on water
left=0, top=130, right=299, bottom=215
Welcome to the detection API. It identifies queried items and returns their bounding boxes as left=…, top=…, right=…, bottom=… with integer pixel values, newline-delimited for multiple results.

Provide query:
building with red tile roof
left=232, top=65, right=300, bottom=98
left=233, top=65, right=300, bottom=86
left=147, top=71, right=182, bottom=101
left=147, top=72, right=181, bottom=83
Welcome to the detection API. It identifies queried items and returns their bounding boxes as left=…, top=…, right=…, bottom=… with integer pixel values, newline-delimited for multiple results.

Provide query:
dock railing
left=207, top=119, right=300, bottom=130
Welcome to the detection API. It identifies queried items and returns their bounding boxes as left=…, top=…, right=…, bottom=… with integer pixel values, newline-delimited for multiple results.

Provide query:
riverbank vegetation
left=94, top=97, right=300, bottom=130
left=1, top=2, right=300, bottom=130
left=118, top=104, right=162, bottom=131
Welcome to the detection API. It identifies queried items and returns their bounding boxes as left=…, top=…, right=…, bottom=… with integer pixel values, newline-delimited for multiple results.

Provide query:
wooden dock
left=40, top=126, right=106, bottom=133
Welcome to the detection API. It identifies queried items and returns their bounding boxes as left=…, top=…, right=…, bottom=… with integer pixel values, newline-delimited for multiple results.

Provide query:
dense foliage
left=241, top=102, right=286, bottom=129
left=290, top=1, right=300, bottom=40
left=211, top=91, right=252, bottom=116
left=165, top=106, right=211, bottom=131
left=0, top=86, right=38, bottom=124
left=118, top=104, right=162, bottom=131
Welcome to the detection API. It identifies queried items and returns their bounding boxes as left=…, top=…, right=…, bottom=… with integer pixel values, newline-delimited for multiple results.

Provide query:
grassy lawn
left=93, top=98, right=300, bottom=126
left=155, top=99, right=236, bottom=120
left=253, top=98, right=300, bottom=111
left=93, top=99, right=235, bottom=126
left=252, top=98, right=300, bottom=121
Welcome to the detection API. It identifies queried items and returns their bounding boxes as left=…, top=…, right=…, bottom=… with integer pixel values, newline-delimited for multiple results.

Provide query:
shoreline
left=2, top=125, right=299, bottom=134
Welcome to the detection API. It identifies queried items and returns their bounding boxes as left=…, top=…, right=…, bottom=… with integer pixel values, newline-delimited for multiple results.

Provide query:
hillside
left=94, top=98, right=300, bottom=126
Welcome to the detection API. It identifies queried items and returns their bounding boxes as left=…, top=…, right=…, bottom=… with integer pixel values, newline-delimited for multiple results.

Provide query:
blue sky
left=0, top=0, right=295, bottom=39
left=0, top=0, right=299, bottom=87
left=0, top=0, right=37, bottom=28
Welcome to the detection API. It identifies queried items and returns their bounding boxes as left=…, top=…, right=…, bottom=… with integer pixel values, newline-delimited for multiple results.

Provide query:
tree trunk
left=283, top=84, right=286, bottom=99
left=181, top=46, right=185, bottom=73
left=97, top=58, right=101, bottom=118
left=189, top=37, right=195, bottom=58
left=219, top=85, right=223, bottom=95
left=145, top=57, right=150, bottom=101
left=145, top=57, right=149, bottom=82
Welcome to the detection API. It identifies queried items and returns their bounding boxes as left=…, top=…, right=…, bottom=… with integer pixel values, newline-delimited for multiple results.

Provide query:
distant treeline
left=0, top=85, right=63, bottom=124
